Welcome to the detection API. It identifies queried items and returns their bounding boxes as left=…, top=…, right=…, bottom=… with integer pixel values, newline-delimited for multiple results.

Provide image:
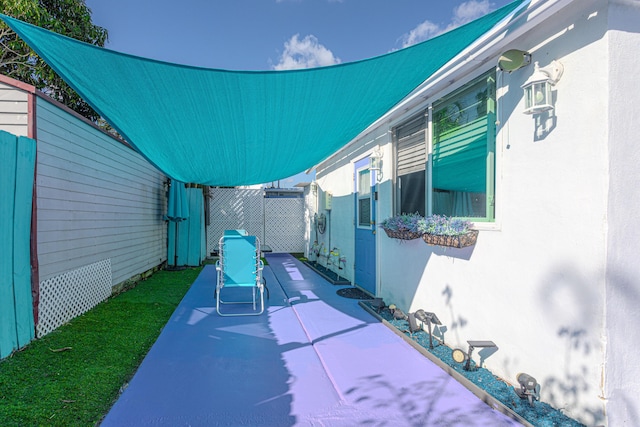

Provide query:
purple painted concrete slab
left=268, top=254, right=523, bottom=426
left=101, top=266, right=339, bottom=426
left=102, top=255, right=523, bottom=426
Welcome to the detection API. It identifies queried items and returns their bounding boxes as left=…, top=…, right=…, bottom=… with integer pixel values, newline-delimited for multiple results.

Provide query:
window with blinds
left=394, top=112, right=427, bottom=216
left=432, top=71, right=496, bottom=220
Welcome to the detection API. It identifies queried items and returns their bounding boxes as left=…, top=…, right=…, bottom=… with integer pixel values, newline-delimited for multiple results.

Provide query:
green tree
left=0, top=0, right=108, bottom=122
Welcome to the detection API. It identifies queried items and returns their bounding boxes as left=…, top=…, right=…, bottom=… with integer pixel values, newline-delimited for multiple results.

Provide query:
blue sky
left=84, top=0, right=514, bottom=71
left=83, top=0, right=514, bottom=187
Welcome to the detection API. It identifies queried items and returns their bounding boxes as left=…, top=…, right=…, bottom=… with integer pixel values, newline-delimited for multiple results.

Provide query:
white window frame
left=356, top=165, right=373, bottom=230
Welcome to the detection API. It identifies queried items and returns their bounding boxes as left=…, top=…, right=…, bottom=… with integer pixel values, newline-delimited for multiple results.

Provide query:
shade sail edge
left=0, top=0, right=524, bottom=186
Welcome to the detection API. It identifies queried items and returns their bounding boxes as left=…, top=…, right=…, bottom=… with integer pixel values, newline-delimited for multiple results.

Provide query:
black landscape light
left=515, top=373, right=540, bottom=407
left=451, top=340, right=497, bottom=371
left=388, top=304, right=407, bottom=321
left=414, top=309, right=442, bottom=349
left=407, top=312, right=421, bottom=335
left=370, top=298, right=385, bottom=313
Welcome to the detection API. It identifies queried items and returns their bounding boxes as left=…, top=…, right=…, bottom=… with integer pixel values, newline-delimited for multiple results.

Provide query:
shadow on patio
left=101, top=253, right=523, bottom=427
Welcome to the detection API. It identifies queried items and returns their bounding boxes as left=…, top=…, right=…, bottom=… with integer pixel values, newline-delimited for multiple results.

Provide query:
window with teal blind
left=431, top=71, right=496, bottom=220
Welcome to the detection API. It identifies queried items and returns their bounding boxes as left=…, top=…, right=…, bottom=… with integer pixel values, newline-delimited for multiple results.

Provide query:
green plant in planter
left=380, top=213, right=477, bottom=244
left=424, top=215, right=473, bottom=236
left=380, top=213, right=428, bottom=233
left=379, top=213, right=428, bottom=240
left=422, top=215, right=478, bottom=248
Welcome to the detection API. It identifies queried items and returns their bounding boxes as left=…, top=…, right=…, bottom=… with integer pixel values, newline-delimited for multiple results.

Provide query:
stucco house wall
left=603, top=0, right=640, bottom=423
left=310, top=0, right=639, bottom=424
left=312, top=127, right=389, bottom=280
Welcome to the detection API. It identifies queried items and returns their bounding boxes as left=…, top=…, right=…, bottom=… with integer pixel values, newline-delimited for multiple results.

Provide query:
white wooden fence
left=207, top=188, right=305, bottom=255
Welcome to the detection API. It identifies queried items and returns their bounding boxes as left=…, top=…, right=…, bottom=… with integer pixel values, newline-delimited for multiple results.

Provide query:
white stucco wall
left=604, top=1, right=640, bottom=425
left=311, top=0, right=640, bottom=424
left=313, top=128, right=390, bottom=285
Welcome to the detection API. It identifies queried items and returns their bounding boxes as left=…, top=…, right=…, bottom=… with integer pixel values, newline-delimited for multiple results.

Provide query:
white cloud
left=400, top=0, right=494, bottom=48
left=400, top=20, right=442, bottom=48
left=273, top=34, right=341, bottom=70
left=451, top=0, right=493, bottom=27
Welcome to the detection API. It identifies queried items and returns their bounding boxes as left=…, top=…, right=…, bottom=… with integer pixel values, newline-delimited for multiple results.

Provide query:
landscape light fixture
left=522, top=60, right=564, bottom=115
left=414, top=309, right=442, bottom=349
left=451, top=340, right=497, bottom=371
left=388, top=304, right=407, bottom=321
left=407, top=312, right=421, bottom=335
left=515, top=372, right=541, bottom=407
left=370, top=298, right=386, bottom=313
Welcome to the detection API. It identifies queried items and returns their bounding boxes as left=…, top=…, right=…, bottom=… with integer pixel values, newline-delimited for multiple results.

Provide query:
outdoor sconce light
left=522, top=60, right=564, bottom=115
left=369, top=147, right=383, bottom=182
left=515, top=372, right=541, bottom=407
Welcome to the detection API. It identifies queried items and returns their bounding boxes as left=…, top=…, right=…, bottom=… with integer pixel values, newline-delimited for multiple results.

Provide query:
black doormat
left=336, top=287, right=372, bottom=300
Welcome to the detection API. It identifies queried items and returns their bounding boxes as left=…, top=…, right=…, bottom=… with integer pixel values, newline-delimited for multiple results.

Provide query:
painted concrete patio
left=101, top=253, right=522, bottom=426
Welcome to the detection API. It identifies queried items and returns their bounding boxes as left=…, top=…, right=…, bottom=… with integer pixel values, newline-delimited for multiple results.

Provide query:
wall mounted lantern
left=369, top=147, right=383, bottom=182
left=310, top=181, right=318, bottom=195
left=522, top=60, right=564, bottom=115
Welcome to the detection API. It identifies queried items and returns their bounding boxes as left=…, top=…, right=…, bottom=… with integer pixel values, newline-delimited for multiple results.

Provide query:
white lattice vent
left=37, top=259, right=112, bottom=337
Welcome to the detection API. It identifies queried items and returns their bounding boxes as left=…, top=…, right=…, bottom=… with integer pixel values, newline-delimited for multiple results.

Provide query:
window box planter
left=383, top=229, right=423, bottom=240
left=380, top=213, right=427, bottom=241
left=422, top=229, right=479, bottom=248
left=381, top=214, right=478, bottom=247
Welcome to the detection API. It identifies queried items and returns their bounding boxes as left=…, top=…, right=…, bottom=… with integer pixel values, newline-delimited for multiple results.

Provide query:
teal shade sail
left=0, top=1, right=523, bottom=186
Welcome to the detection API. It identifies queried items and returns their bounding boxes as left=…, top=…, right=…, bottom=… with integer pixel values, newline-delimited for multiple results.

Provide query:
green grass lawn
left=0, top=267, right=202, bottom=427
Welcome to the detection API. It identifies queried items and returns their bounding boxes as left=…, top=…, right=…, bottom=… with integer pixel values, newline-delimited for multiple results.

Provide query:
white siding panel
left=35, top=98, right=167, bottom=286
left=0, top=82, right=29, bottom=137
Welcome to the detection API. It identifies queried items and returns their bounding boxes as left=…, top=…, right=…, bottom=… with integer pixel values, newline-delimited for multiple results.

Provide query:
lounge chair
left=215, top=233, right=265, bottom=316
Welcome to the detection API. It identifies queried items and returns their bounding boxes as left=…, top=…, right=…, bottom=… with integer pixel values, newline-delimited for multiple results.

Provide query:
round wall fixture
left=498, top=49, right=531, bottom=72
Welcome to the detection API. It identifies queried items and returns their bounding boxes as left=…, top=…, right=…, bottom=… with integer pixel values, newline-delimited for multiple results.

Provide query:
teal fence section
left=0, top=130, right=36, bottom=359
left=186, top=188, right=206, bottom=266
left=167, top=188, right=205, bottom=267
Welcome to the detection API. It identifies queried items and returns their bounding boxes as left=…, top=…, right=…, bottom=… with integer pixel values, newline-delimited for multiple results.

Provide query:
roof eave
left=312, top=0, right=578, bottom=172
